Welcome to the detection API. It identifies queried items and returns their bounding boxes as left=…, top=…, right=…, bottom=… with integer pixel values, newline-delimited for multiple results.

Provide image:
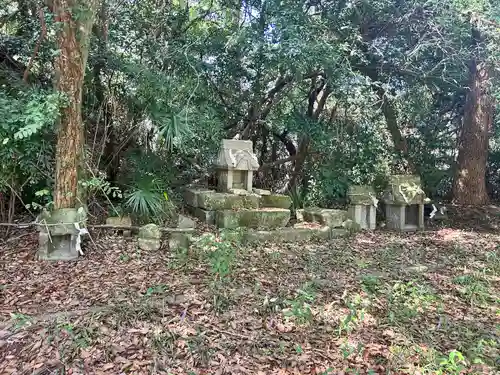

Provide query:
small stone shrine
left=347, top=185, right=377, bottom=230
left=182, top=139, right=353, bottom=242
left=382, top=175, right=425, bottom=231
left=184, top=139, right=291, bottom=229
left=37, top=208, right=87, bottom=260
left=216, top=139, right=259, bottom=194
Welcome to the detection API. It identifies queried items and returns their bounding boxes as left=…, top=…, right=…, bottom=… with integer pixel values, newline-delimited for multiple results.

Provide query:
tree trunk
left=452, top=22, right=492, bottom=206
left=452, top=59, right=492, bottom=205
left=53, top=0, right=98, bottom=210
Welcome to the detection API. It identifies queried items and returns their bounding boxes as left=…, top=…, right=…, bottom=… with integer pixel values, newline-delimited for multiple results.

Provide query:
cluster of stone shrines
left=36, top=139, right=429, bottom=261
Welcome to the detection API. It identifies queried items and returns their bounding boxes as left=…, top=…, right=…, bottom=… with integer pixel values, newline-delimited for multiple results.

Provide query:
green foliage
left=196, top=231, right=241, bottom=281
left=436, top=350, right=466, bottom=375
left=0, top=89, right=56, bottom=198
left=283, top=282, right=317, bottom=325
left=2, top=0, right=500, bottom=215
left=388, top=281, right=437, bottom=322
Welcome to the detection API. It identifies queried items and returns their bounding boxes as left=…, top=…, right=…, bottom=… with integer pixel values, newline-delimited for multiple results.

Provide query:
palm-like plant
left=124, top=175, right=173, bottom=222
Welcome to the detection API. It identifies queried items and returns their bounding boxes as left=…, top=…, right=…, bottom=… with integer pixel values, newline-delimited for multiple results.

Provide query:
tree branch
left=23, top=8, right=47, bottom=83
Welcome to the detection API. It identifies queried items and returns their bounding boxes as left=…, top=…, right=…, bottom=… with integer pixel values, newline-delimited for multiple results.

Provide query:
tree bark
left=452, top=59, right=492, bottom=205
left=53, top=0, right=98, bottom=209
left=452, top=22, right=492, bottom=205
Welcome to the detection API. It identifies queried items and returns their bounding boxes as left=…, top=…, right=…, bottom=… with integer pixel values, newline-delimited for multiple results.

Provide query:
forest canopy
left=1, top=0, right=500, bottom=221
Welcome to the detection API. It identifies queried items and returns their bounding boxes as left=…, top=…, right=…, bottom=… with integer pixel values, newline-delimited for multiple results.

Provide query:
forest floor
left=0, top=207, right=499, bottom=375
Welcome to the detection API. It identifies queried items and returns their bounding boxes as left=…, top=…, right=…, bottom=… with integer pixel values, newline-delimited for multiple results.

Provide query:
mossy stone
left=303, top=208, right=347, bottom=228
left=197, top=192, right=260, bottom=210
left=260, top=194, right=291, bottom=209
left=348, top=185, right=377, bottom=205
left=215, top=209, right=290, bottom=229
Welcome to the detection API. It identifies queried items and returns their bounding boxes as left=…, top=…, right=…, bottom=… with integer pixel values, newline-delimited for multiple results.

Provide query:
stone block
left=342, top=219, right=362, bottom=232
left=259, top=194, right=292, bottom=209
left=177, top=214, right=196, bottom=229
left=215, top=208, right=290, bottom=229
left=348, top=185, right=377, bottom=205
left=253, top=188, right=271, bottom=196
left=169, top=233, right=191, bottom=250
left=138, top=224, right=161, bottom=250
left=303, top=208, right=347, bottom=228
left=183, top=187, right=215, bottom=208
left=186, top=206, right=216, bottom=225
left=228, top=188, right=250, bottom=196
left=243, top=226, right=349, bottom=243
left=197, top=191, right=260, bottom=210
left=106, top=215, right=133, bottom=236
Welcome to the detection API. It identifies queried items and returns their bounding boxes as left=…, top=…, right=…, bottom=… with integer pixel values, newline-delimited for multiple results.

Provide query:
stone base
left=183, top=187, right=215, bottom=207
left=106, top=216, right=132, bottom=236
left=37, top=233, right=80, bottom=261
left=197, top=191, right=260, bottom=210
left=243, top=226, right=349, bottom=243
left=385, top=204, right=424, bottom=231
left=169, top=233, right=191, bottom=250
left=138, top=224, right=161, bottom=250
left=348, top=204, right=376, bottom=230
left=303, top=208, right=347, bottom=228
left=215, top=208, right=290, bottom=229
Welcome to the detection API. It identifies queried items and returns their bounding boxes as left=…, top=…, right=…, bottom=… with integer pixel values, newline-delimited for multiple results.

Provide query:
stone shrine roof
left=216, top=139, right=259, bottom=171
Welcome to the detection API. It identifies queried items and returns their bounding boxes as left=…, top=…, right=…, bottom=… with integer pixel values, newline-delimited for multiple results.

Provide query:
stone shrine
left=182, top=139, right=351, bottom=242
left=37, top=208, right=87, bottom=260
left=216, top=139, right=259, bottom=194
left=348, top=185, right=377, bottom=230
left=382, top=175, right=425, bottom=231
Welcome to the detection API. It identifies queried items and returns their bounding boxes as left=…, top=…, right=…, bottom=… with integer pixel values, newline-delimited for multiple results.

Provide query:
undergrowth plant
left=452, top=274, right=492, bottom=306
left=283, top=282, right=317, bottom=325
left=194, top=230, right=243, bottom=313
left=388, top=280, right=437, bottom=322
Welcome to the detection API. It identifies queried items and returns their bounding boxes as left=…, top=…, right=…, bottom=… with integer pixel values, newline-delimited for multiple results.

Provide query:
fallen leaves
left=0, top=215, right=499, bottom=374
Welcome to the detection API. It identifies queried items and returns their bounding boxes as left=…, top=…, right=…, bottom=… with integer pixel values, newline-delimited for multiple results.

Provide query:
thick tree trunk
left=452, top=59, right=492, bottom=205
left=53, top=0, right=98, bottom=209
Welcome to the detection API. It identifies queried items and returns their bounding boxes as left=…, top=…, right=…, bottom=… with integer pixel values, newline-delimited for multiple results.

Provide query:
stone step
left=215, top=208, right=290, bottom=229
left=243, top=226, right=349, bottom=243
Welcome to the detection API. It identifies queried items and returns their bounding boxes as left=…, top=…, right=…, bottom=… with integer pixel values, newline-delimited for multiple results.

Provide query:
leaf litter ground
left=0, top=211, right=499, bottom=375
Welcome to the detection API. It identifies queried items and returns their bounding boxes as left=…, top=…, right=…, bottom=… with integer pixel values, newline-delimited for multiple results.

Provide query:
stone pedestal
left=37, top=208, right=87, bottom=261
left=169, top=233, right=191, bottom=250
left=382, top=175, right=426, bottom=231
left=348, top=204, right=376, bottom=230
left=106, top=215, right=132, bottom=236
left=386, top=204, right=424, bottom=231
left=347, top=185, right=377, bottom=230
